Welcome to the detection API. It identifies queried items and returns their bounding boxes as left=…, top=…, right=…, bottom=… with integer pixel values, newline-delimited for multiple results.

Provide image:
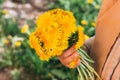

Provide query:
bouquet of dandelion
left=29, top=9, right=101, bottom=80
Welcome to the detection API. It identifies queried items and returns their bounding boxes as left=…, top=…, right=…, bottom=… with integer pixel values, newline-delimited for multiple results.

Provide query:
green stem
left=77, top=67, right=85, bottom=80
left=77, top=49, right=94, bottom=63
left=79, top=65, right=89, bottom=80
left=82, top=59, right=102, bottom=80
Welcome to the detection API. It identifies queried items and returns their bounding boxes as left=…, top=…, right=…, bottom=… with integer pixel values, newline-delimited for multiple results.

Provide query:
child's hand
left=58, top=45, right=80, bottom=68
left=58, top=37, right=94, bottom=68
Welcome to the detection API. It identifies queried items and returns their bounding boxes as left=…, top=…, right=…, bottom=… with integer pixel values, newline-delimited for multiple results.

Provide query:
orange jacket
left=92, top=0, right=120, bottom=80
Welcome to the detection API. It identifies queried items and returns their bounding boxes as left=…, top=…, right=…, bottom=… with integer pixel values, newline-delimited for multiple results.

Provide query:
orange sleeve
left=97, top=0, right=118, bottom=19
left=91, top=0, right=120, bottom=76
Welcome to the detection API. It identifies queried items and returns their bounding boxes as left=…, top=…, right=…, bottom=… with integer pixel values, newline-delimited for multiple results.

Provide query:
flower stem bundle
left=29, top=9, right=101, bottom=80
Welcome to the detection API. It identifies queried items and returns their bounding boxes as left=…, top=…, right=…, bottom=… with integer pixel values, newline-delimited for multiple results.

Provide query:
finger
left=62, top=51, right=79, bottom=64
left=59, top=45, right=76, bottom=58
left=66, top=58, right=81, bottom=69
left=73, top=59, right=81, bottom=68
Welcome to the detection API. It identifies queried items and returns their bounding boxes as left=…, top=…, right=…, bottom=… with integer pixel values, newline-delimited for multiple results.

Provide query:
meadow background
left=0, top=0, right=101, bottom=80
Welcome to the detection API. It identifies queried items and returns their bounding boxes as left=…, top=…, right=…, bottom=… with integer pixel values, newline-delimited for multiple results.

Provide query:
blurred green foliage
left=0, top=0, right=4, bottom=4
left=0, top=0, right=101, bottom=80
left=0, top=18, right=20, bottom=36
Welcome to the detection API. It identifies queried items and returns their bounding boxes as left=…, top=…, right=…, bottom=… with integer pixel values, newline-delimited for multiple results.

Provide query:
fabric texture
left=91, top=0, right=120, bottom=80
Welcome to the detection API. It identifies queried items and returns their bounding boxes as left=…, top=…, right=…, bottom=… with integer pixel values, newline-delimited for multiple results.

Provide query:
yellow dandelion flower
left=91, top=22, right=96, bottom=27
left=81, top=20, right=88, bottom=25
left=75, top=26, right=85, bottom=49
left=15, top=41, right=21, bottom=47
left=30, top=32, right=51, bottom=61
left=21, top=24, right=29, bottom=33
left=30, top=9, right=84, bottom=61
left=2, top=9, right=8, bottom=15
left=29, top=32, right=41, bottom=50
left=30, top=9, right=77, bottom=61
left=4, top=39, right=9, bottom=44
left=87, top=0, right=94, bottom=4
